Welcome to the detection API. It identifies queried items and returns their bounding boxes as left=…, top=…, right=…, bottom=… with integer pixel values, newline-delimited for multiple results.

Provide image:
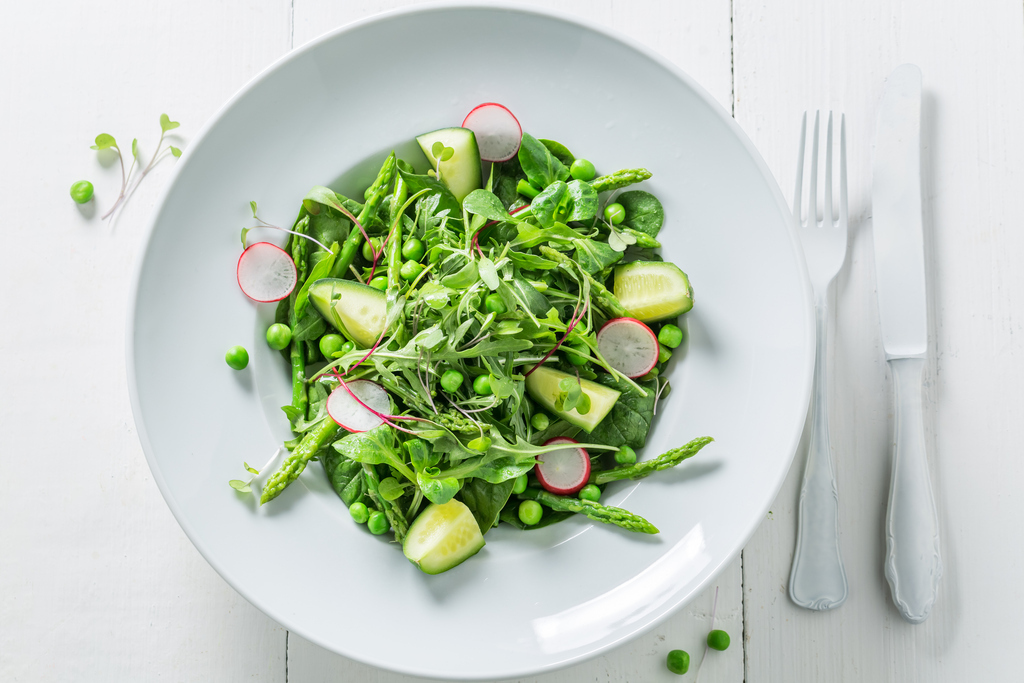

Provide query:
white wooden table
left=3, top=1, right=1022, bottom=680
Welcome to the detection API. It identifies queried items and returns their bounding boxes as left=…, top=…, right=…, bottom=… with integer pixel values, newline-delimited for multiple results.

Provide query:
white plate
left=128, top=4, right=813, bottom=680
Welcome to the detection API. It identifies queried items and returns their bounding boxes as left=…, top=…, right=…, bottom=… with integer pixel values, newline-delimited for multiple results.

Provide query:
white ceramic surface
left=127, top=4, right=813, bottom=679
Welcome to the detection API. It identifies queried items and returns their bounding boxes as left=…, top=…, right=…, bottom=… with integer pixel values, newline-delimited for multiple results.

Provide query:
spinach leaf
left=572, top=238, right=623, bottom=275
left=291, top=307, right=327, bottom=342
left=332, top=425, right=397, bottom=465
left=321, top=451, right=367, bottom=506
left=566, top=180, right=598, bottom=222
left=492, top=157, right=526, bottom=209
left=531, top=181, right=569, bottom=228
left=510, top=275, right=551, bottom=316
left=617, top=190, right=664, bottom=237
left=398, top=167, right=462, bottom=218
left=518, top=133, right=569, bottom=189
left=540, top=138, right=575, bottom=166
left=588, top=374, right=658, bottom=449
left=459, top=477, right=515, bottom=534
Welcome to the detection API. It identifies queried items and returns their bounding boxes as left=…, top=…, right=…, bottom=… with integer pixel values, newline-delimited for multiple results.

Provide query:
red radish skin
left=536, top=437, right=591, bottom=495
left=326, top=380, right=390, bottom=432
left=236, top=242, right=297, bottom=303
left=596, top=317, right=660, bottom=379
left=462, top=103, right=522, bottom=162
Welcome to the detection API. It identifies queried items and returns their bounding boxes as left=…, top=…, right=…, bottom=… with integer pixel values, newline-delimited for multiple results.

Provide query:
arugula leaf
left=572, top=238, right=623, bottom=274
left=617, top=190, right=665, bottom=237
left=511, top=222, right=579, bottom=249
left=459, top=478, right=515, bottom=534
left=507, top=251, right=557, bottom=270
left=440, top=259, right=479, bottom=288
left=588, top=374, right=658, bottom=449
left=517, top=133, right=569, bottom=189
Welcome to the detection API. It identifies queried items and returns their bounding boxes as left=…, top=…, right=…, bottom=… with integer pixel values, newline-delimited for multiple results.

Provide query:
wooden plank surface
left=0, top=1, right=292, bottom=681
left=733, top=0, right=1024, bottom=681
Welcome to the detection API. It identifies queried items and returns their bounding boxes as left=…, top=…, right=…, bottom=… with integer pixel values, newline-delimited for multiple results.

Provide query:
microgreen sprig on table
left=88, top=113, right=183, bottom=220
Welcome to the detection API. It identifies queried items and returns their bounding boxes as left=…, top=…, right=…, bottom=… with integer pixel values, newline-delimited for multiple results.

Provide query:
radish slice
left=536, top=437, right=591, bottom=495
left=596, top=317, right=660, bottom=379
left=236, top=242, right=297, bottom=303
left=326, top=380, right=391, bottom=432
left=462, top=102, right=522, bottom=162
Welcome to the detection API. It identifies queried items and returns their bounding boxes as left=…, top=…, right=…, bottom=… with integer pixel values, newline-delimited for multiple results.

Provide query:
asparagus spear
left=621, top=227, right=661, bottom=248
left=363, top=463, right=410, bottom=542
left=386, top=170, right=408, bottom=292
left=539, top=246, right=628, bottom=318
left=518, top=487, right=659, bottom=534
left=260, top=417, right=339, bottom=504
left=288, top=216, right=310, bottom=419
left=591, top=436, right=713, bottom=485
left=330, top=152, right=396, bottom=279
left=590, top=168, right=653, bottom=194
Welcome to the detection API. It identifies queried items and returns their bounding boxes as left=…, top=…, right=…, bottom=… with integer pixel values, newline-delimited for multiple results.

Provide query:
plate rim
left=126, top=2, right=814, bottom=679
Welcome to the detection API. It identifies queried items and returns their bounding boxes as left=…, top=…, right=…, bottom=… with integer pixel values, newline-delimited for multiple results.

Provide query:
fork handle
left=884, top=357, right=942, bottom=623
left=789, top=297, right=849, bottom=610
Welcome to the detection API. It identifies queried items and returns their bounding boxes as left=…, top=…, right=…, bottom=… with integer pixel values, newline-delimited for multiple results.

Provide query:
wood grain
left=0, top=1, right=292, bottom=681
left=733, top=0, right=1024, bottom=681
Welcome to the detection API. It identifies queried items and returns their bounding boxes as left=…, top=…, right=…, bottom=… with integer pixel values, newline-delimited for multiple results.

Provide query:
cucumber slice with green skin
left=307, top=278, right=386, bottom=348
left=613, top=261, right=694, bottom=322
left=403, top=499, right=485, bottom=575
left=525, top=366, right=621, bottom=432
left=416, top=127, right=482, bottom=203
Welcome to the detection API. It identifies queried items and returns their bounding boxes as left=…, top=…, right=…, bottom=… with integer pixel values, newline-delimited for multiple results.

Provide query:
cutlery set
left=787, top=64, right=942, bottom=623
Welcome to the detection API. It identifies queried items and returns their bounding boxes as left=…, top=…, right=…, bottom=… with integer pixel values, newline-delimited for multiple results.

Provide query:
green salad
left=233, top=103, right=712, bottom=574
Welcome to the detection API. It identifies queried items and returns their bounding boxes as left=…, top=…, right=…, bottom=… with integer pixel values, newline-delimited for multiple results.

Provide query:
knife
left=872, top=63, right=942, bottom=624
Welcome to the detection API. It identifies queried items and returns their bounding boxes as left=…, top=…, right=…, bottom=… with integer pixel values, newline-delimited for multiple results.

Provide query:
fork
left=788, top=111, right=850, bottom=611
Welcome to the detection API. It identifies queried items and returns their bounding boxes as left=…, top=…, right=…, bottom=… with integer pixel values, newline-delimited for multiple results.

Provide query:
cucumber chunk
left=403, top=499, right=485, bottom=575
left=416, top=127, right=482, bottom=203
left=525, top=366, right=620, bottom=432
left=613, top=261, right=694, bottom=322
left=307, top=278, right=386, bottom=348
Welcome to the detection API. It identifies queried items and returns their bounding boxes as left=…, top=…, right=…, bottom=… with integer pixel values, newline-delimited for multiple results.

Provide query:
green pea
left=367, top=510, right=390, bottom=535
left=440, top=370, right=464, bottom=393
left=319, top=334, right=343, bottom=358
left=659, top=324, right=684, bottom=348
left=604, top=202, right=626, bottom=224
left=361, top=237, right=381, bottom=262
left=569, top=158, right=596, bottom=181
left=578, top=484, right=601, bottom=502
left=666, top=649, right=690, bottom=675
left=348, top=501, right=369, bottom=524
left=70, top=180, right=94, bottom=204
left=707, top=629, right=730, bottom=651
left=265, top=323, right=292, bottom=350
left=658, top=343, right=673, bottom=364
left=340, top=341, right=355, bottom=355
left=575, top=392, right=592, bottom=415
left=473, top=374, right=493, bottom=396
left=531, top=413, right=550, bottom=431
left=565, top=342, right=589, bottom=366
left=400, top=260, right=424, bottom=281
left=402, top=238, right=425, bottom=262
left=512, top=474, right=528, bottom=495
left=368, top=275, right=388, bottom=290
left=615, top=445, right=637, bottom=465
left=484, top=293, right=506, bottom=315
left=518, top=500, right=543, bottom=526
left=224, top=345, right=249, bottom=370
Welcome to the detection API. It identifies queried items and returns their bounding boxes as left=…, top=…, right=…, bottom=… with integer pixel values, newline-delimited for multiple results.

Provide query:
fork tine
left=839, top=113, right=848, bottom=230
left=793, top=112, right=807, bottom=222
left=824, top=111, right=834, bottom=225
left=808, top=111, right=820, bottom=225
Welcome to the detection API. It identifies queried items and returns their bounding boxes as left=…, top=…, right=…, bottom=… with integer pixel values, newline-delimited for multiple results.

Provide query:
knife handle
left=885, top=357, right=942, bottom=623
left=789, top=299, right=848, bottom=610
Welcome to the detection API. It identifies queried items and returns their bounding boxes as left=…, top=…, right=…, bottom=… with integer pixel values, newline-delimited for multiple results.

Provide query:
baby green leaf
left=478, top=256, right=500, bottom=291
left=418, top=471, right=460, bottom=505
left=378, top=476, right=405, bottom=501
left=518, top=132, right=569, bottom=188
left=617, top=190, right=665, bottom=237
left=91, top=133, right=117, bottom=151
left=169, top=146, right=182, bottom=158
left=531, top=181, right=569, bottom=228
left=160, top=113, right=180, bottom=132
left=566, top=179, right=598, bottom=222
left=229, top=479, right=251, bottom=493
left=463, top=189, right=518, bottom=224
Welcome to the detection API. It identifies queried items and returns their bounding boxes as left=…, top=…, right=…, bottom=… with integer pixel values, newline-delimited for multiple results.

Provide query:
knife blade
left=873, top=64, right=927, bottom=359
left=872, top=63, right=942, bottom=624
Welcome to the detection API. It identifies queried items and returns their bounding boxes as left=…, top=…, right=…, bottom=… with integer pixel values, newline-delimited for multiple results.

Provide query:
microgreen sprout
left=90, top=114, right=183, bottom=221
left=242, top=201, right=331, bottom=252
left=430, top=140, right=455, bottom=182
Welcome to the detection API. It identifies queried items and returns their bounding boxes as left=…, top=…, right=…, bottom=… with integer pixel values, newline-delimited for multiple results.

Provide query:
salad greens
left=239, top=111, right=711, bottom=574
